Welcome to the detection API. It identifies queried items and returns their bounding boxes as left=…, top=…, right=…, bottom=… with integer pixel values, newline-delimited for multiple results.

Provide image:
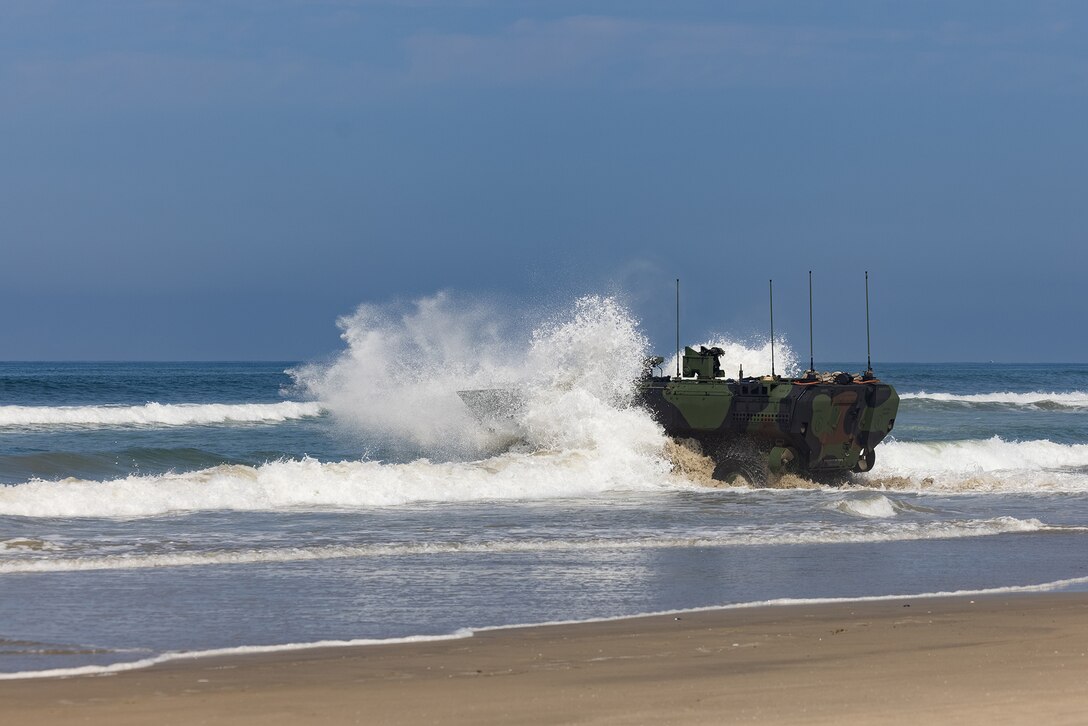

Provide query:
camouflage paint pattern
left=638, top=347, right=899, bottom=479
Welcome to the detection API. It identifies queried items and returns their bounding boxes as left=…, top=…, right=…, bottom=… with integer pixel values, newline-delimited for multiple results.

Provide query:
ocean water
left=3, top=295, right=1088, bottom=678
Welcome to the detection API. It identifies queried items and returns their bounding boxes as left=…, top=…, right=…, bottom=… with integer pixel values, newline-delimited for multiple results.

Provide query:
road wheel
left=710, top=438, right=769, bottom=486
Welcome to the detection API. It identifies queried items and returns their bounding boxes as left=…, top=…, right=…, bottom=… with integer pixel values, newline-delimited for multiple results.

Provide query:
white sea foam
left=5, top=575, right=1087, bottom=681
left=0, top=450, right=673, bottom=517
left=7, top=434, right=1088, bottom=517
left=0, top=517, right=1058, bottom=572
left=830, top=493, right=901, bottom=518
left=901, top=391, right=1088, bottom=409
left=861, top=437, right=1088, bottom=492
left=0, top=630, right=475, bottom=681
left=0, top=402, right=323, bottom=428
left=660, top=337, right=800, bottom=380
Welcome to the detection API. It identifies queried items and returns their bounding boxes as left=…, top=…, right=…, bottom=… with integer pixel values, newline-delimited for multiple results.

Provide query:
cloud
left=3, top=11, right=1085, bottom=112
left=398, top=15, right=1086, bottom=93
left=1, top=51, right=396, bottom=111
left=4, top=53, right=259, bottom=109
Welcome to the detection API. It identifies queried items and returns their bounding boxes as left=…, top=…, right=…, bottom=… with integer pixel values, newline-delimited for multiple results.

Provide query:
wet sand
left=4, top=593, right=1088, bottom=725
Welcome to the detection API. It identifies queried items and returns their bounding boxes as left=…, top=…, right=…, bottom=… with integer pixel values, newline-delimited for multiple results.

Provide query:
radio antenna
left=670, top=280, right=678, bottom=380
left=808, top=270, right=814, bottom=373
left=769, top=279, right=776, bottom=378
left=864, top=271, right=873, bottom=377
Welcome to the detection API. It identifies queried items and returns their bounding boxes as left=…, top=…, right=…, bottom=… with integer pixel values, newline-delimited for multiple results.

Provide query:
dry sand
left=4, top=593, right=1088, bottom=725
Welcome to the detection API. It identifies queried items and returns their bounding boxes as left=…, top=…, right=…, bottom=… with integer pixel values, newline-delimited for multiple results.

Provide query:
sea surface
left=3, top=298, right=1088, bottom=677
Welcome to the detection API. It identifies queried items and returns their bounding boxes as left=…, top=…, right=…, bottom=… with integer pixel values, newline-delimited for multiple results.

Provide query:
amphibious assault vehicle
left=459, top=347, right=898, bottom=485
left=459, top=275, right=898, bottom=486
left=637, top=347, right=898, bottom=485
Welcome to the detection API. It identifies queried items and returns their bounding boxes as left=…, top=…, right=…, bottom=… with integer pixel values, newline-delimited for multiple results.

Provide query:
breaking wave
left=0, top=517, right=1057, bottom=573
left=860, top=437, right=1088, bottom=492
left=901, top=391, right=1088, bottom=410
left=0, top=402, right=323, bottom=428
left=0, top=452, right=673, bottom=517
left=8, top=435, right=1088, bottom=517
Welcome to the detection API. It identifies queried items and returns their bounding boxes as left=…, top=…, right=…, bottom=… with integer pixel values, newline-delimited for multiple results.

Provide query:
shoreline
left=7, top=576, right=1088, bottom=682
left=4, top=591, right=1088, bottom=724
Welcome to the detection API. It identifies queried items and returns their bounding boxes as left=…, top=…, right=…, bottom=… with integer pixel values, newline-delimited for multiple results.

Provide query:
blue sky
left=3, top=1, right=1086, bottom=361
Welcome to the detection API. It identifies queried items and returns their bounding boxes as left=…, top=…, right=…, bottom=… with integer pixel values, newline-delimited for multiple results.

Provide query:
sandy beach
left=3, top=592, right=1087, bottom=725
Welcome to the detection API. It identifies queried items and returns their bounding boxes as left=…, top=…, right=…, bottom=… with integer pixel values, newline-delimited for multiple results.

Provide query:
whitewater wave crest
left=0, top=402, right=323, bottom=428
left=860, top=437, right=1088, bottom=492
left=0, top=517, right=1056, bottom=573
left=901, top=391, right=1088, bottom=410
left=0, top=448, right=674, bottom=517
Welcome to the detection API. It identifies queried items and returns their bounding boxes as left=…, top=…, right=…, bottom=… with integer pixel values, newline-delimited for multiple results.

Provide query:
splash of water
left=0, top=294, right=820, bottom=516
left=293, top=293, right=661, bottom=461
left=660, top=337, right=800, bottom=380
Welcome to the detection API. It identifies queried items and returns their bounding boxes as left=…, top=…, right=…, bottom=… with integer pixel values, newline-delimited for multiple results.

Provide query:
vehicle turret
left=635, top=272, right=899, bottom=484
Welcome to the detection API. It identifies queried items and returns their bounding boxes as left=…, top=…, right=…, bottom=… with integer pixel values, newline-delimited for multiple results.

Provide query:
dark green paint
left=637, top=346, right=899, bottom=483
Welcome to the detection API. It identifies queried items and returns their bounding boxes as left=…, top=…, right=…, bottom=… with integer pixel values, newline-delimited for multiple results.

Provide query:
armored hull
left=458, top=345, right=898, bottom=486
left=637, top=347, right=899, bottom=483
